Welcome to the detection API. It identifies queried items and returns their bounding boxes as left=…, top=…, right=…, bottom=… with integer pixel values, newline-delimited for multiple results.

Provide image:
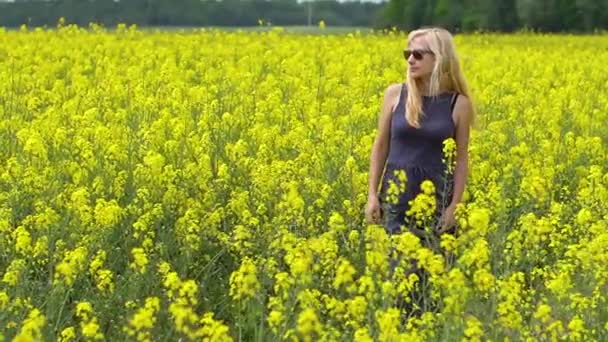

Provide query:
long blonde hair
left=405, top=27, right=475, bottom=128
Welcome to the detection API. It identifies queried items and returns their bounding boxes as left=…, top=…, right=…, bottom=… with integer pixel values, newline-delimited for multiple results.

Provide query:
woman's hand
left=365, top=195, right=382, bottom=225
left=436, top=204, right=456, bottom=234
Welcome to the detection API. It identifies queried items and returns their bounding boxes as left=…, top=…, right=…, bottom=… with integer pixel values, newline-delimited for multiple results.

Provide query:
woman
left=365, top=27, right=475, bottom=239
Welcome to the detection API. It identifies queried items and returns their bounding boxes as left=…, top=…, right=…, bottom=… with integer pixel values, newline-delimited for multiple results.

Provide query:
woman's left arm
left=450, top=95, right=473, bottom=207
left=438, top=95, right=473, bottom=232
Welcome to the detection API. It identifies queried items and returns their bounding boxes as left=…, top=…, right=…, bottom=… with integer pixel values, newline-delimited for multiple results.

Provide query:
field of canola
left=1, top=24, right=608, bottom=341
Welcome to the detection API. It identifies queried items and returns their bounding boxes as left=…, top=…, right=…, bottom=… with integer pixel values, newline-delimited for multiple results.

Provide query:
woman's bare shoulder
left=384, top=82, right=403, bottom=97
left=453, top=94, right=473, bottom=127
left=383, top=82, right=404, bottom=112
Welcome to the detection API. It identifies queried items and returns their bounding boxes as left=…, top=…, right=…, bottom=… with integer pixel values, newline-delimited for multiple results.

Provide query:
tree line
left=1, top=0, right=607, bottom=32
left=0, top=0, right=384, bottom=28
left=382, top=0, right=608, bottom=33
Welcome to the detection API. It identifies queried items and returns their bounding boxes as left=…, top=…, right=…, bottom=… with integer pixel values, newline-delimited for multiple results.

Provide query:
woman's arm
left=367, top=84, right=401, bottom=198
left=450, top=95, right=474, bottom=207
left=437, top=94, right=473, bottom=232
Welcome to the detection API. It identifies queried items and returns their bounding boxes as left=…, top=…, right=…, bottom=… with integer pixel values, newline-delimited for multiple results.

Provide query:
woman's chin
left=409, top=69, right=422, bottom=78
left=408, top=72, right=429, bottom=80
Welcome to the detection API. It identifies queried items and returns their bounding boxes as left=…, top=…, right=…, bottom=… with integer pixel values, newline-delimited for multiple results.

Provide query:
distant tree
left=0, top=0, right=606, bottom=32
left=381, top=0, right=606, bottom=32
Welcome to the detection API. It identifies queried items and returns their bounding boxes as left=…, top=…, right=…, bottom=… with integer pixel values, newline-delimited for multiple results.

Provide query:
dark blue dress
left=378, top=83, right=458, bottom=236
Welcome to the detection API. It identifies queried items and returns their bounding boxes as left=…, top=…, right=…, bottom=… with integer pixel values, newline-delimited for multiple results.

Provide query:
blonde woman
left=365, top=27, right=475, bottom=239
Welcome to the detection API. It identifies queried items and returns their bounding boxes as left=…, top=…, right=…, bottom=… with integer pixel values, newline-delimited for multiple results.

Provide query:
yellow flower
left=376, top=308, right=401, bottom=341
left=162, top=271, right=182, bottom=300
left=420, top=179, right=435, bottom=195
left=416, top=247, right=445, bottom=276
left=169, top=301, right=199, bottom=338
left=12, top=226, right=32, bottom=255
left=268, top=310, right=284, bottom=333
left=95, top=269, right=115, bottom=293
left=333, top=258, right=357, bottom=289
left=68, top=187, right=93, bottom=225
left=459, top=238, right=490, bottom=269
left=85, top=250, right=114, bottom=293
left=54, top=246, right=89, bottom=286
left=381, top=281, right=396, bottom=299
left=442, top=137, right=457, bottom=173
left=198, top=312, right=232, bottom=341
left=0, top=212, right=10, bottom=234
left=129, top=247, right=149, bottom=274
left=440, top=268, right=469, bottom=315
left=546, top=271, right=572, bottom=300
left=179, top=280, right=199, bottom=306
left=273, top=271, right=293, bottom=299
left=2, top=258, right=26, bottom=287
left=59, top=326, right=76, bottom=342
left=297, top=289, right=322, bottom=311
left=467, top=207, right=491, bottom=234
left=348, top=229, right=361, bottom=250
left=472, top=268, right=495, bottom=294
left=575, top=208, right=593, bottom=226
left=440, top=232, right=457, bottom=253
left=13, top=308, right=46, bottom=342
left=32, top=237, right=49, bottom=261
left=296, top=308, right=321, bottom=341
left=386, top=169, right=407, bottom=205
left=143, top=151, right=166, bottom=176
left=286, top=245, right=314, bottom=285
left=323, top=295, right=346, bottom=321
left=397, top=272, right=420, bottom=295
left=533, top=303, right=552, bottom=324
left=463, top=315, right=484, bottom=342
left=76, top=301, right=94, bottom=320
left=328, top=212, right=347, bottom=234
left=229, top=257, right=260, bottom=302
left=231, top=224, right=253, bottom=255
left=94, top=199, right=123, bottom=227
left=353, top=327, right=373, bottom=342
left=87, top=250, right=103, bottom=274
left=406, top=180, right=436, bottom=227
left=0, top=291, right=9, bottom=309
left=80, top=320, right=104, bottom=340
left=394, top=231, right=422, bottom=257
left=496, top=272, right=526, bottom=330
left=565, top=316, right=586, bottom=341
left=358, top=275, right=376, bottom=300
left=125, top=297, right=161, bottom=341
left=346, top=296, right=368, bottom=323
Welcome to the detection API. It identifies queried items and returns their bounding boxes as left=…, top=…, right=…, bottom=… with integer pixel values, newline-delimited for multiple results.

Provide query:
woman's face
left=405, top=36, right=435, bottom=80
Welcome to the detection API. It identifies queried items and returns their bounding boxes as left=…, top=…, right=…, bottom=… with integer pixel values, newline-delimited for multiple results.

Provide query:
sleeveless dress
left=378, top=83, right=458, bottom=236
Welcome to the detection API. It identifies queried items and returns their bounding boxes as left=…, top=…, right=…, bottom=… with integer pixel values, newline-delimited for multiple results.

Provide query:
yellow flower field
left=1, top=23, right=608, bottom=341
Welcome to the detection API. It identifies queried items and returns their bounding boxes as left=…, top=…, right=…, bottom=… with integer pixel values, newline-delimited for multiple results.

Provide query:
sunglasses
left=403, top=49, right=434, bottom=60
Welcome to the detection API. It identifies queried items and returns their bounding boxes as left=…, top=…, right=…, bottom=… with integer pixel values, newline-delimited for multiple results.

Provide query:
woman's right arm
left=365, top=83, right=401, bottom=224
left=367, top=83, right=401, bottom=198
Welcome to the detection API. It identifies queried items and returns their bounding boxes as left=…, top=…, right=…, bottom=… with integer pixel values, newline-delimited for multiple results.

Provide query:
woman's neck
left=417, top=78, right=432, bottom=96
left=416, top=77, right=450, bottom=96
